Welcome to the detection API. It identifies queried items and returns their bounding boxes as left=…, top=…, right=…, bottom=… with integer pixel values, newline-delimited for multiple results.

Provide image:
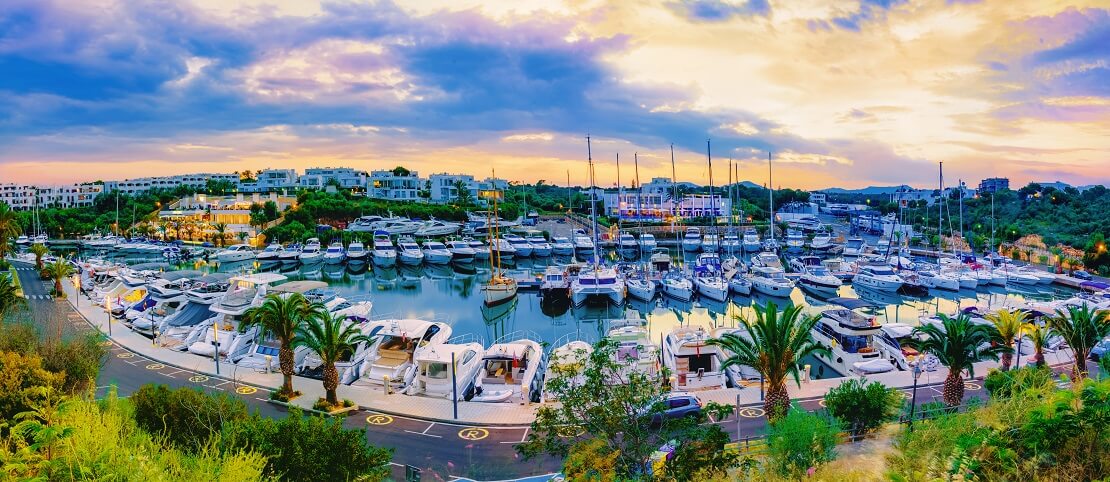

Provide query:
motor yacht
left=350, top=318, right=453, bottom=390
left=542, top=337, right=593, bottom=401
left=571, top=266, right=625, bottom=306
left=639, top=233, right=658, bottom=252
left=551, top=236, right=575, bottom=256
left=720, top=230, right=741, bottom=254
left=128, top=276, right=194, bottom=331
left=681, top=227, right=702, bottom=252
left=404, top=339, right=485, bottom=401
left=853, top=264, right=904, bottom=292
left=843, top=237, right=868, bottom=257
left=728, top=272, right=753, bottom=296
left=751, top=251, right=783, bottom=269
left=915, top=269, right=960, bottom=291
left=490, top=238, right=516, bottom=260
left=372, top=232, right=397, bottom=267
left=750, top=265, right=795, bottom=297
left=503, top=233, right=533, bottom=257
left=257, top=243, right=284, bottom=262
left=540, top=266, right=570, bottom=298
left=798, top=265, right=842, bottom=296
left=279, top=243, right=301, bottom=264
left=810, top=234, right=832, bottom=251
left=812, top=298, right=893, bottom=376
left=414, top=218, right=461, bottom=237
left=323, top=242, right=346, bottom=265
left=525, top=232, right=552, bottom=257
left=625, top=270, right=657, bottom=301
left=472, top=333, right=545, bottom=403
left=572, top=230, right=595, bottom=257
left=421, top=241, right=453, bottom=264
left=397, top=237, right=425, bottom=266
left=346, top=241, right=369, bottom=263
left=742, top=228, right=761, bottom=252
left=701, top=232, right=720, bottom=253
left=662, top=326, right=727, bottom=391
left=784, top=230, right=805, bottom=253
left=873, top=323, right=930, bottom=371
left=649, top=248, right=672, bottom=272
left=181, top=273, right=288, bottom=362
left=215, top=244, right=255, bottom=263
left=660, top=271, right=694, bottom=301
left=446, top=240, right=477, bottom=263
left=465, top=238, right=490, bottom=259
left=606, top=319, right=660, bottom=379
left=299, top=239, right=324, bottom=264
left=152, top=275, right=229, bottom=343
left=710, top=326, right=761, bottom=386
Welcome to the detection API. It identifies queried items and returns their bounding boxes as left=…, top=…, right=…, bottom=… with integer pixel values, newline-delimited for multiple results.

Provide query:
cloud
left=667, top=0, right=771, bottom=22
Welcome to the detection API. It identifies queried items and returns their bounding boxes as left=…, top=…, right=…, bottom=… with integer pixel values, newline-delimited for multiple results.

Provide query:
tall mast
left=768, top=151, right=775, bottom=241
left=728, top=157, right=733, bottom=231
left=938, top=161, right=944, bottom=254
left=634, top=152, right=644, bottom=268
left=990, top=191, right=995, bottom=253
left=615, top=152, right=621, bottom=238
left=587, top=135, right=599, bottom=266
left=958, top=178, right=964, bottom=241
left=671, top=144, right=679, bottom=245
left=566, top=169, right=571, bottom=213
left=115, top=190, right=120, bottom=236
left=707, top=139, right=715, bottom=235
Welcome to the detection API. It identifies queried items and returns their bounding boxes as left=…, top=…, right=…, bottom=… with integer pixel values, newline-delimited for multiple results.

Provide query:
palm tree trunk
left=279, top=344, right=295, bottom=395
left=764, top=381, right=790, bottom=422
left=324, top=362, right=339, bottom=406
left=53, top=279, right=63, bottom=298
left=1073, top=351, right=1088, bottom=380
left=943, top=370, right=964, bottom=407
left=1033, top=348, right=1045, bottom=367
left=1000, top=351, right=1013, bottom=371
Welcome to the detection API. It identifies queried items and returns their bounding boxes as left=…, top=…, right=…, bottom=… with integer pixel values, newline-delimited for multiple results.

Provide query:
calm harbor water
left=95, top=248, right=1070, bottom=380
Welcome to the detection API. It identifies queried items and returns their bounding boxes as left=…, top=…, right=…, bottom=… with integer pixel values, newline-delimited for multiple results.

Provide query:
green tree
left=822, top=378, right=901, bottom=438
left=131, top=384, right=249, bottom=452
left=294, top=312, right=372, bottom=406
left=453, top=179, right=473, bottom=207
left=1022, top=322, right=1050, bottom=367
left=1047, top=304, right=1110, bottom=379
left=29, top=243, right=49, bottom=271
left=708, top=301, right=828, bottom=420
left=41, top=260, right=74, bottom=299
left=211, top=222, right=228, bottom=247
left=241, top=293, right=318, bottom=397
left=909, top=313, right=1007, bottom=407
left=0, top=203, right=21, bottom=261
left=0, top=275, right=25, bottom=319
left=518, top=339, right=737, bottom=479
left=985, top=309, right=1028, bottom=371
left=391, top=166, right=410, bottom=177
left=766, top=407, right=839, bottom=476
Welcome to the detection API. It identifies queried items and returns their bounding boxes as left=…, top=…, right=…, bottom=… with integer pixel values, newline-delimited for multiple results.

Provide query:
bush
left=221, top=408, right=393, bottom=482
left=40, top=331, right=107, bottom=392
left=823, top=378, right=902, bottom=438
left=131, top=384, right=249, bottom=452
left=268, top=388, right=301, bottom=402
left=983, top=365, right=1055, bottom=399
left=767, top=407, right=839, bottom=476
left=0, top=351, right=65, bottom=426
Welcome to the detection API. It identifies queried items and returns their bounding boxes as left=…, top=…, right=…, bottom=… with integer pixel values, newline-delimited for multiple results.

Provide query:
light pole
left=908, top=356, right=923, bottom=432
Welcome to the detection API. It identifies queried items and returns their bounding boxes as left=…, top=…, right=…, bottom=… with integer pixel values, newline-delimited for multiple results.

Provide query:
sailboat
left=763, top=151, right=779, bottom=252
left=626, top=152, right=657, bottom=301
left=571, top=136, right=626, bottom=307
left=660, top=144, right=693, bottom=301
left=483, top=171, right=518, bottom=307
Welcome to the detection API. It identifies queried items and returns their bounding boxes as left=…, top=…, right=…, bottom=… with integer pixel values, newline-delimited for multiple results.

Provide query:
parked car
left=1073, top=270, right=1093, bottom=280
left=644, top=392, right=703, bottom=426
left=1090, top=336, right=1110, bottom=361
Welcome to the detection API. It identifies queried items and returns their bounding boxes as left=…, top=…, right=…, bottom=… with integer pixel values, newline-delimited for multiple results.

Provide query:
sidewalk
left=60, top=280, right=539, bottom=426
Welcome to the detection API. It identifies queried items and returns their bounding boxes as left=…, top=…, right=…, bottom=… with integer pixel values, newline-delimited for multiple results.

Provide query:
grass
left=8, top=266, right=24, bottom=298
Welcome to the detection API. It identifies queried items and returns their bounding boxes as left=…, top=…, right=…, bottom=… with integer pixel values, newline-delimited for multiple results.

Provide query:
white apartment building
left=299, top=167, right=368, bottom=190
left=600, top=191, right=730, bottom=221
left=0, top=183, right=104, bottom=210
left=103, top=173, right=239, bottom=195
left=240, top=169, right=299, bottom=193
left=369, top=169, right=422, bottom=201
left=429, top=174, right=511, bottom=204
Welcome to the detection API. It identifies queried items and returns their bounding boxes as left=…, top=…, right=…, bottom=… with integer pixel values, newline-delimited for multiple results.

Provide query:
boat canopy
left=166, top=303, right=213, bottom=327
left=272, top=280, right=329, bottom=294
left=163, top=270, right=204, bottom=281
left=826, top=297, right=878, bottom=310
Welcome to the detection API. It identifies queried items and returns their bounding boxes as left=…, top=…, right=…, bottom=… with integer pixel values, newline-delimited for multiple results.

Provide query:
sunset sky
left=1, top=0, right=1108, bottom=189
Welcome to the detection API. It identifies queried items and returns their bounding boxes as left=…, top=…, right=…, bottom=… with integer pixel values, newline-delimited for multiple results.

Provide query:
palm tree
left=211, top=222, right=228, bottom=247
left=29, top=243, right=49, bottom=271
left=1047, top=304, right=1110, bottom=379
left=1022, top=321, right=1050, bottom=368
left=295, top=311, right=373, bottom=406
left=708, top=301, right=828, bottom=421
left=242, top=293, right=319, bottom=396
left=0, top=275, right=25, bottom=319
left=985, top=308, right=1027, bottom=371
left=0, top=202, right=21, bottom=261
left=910, top=313, right=1007, bottom=407
left=41, top=260, right=74, bottom=299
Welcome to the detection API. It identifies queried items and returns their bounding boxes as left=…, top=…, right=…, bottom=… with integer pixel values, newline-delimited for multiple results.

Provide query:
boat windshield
left=426, top=362, right=449, bottom=379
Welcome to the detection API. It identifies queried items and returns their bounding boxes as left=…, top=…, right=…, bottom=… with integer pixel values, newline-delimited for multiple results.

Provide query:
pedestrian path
left=22, top=293, right=53, bottom=300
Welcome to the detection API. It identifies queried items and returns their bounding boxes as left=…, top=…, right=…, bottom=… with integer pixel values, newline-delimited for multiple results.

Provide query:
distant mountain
left=820, top=185, right=908, bottom=195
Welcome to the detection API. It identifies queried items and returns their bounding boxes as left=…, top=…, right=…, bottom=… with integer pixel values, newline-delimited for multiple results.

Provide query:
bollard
left=264, top=355, right=272, bottom=374
left=804, top=364, right=811, bottom=383
left=522, top=387, right=529, bottom=405
left=384, top=376, right=391, bottom=395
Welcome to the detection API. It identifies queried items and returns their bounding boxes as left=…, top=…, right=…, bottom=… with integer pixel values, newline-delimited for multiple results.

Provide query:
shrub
left=983, top=365, right=1054, bottom=399
left=0, top=351, right=65, bottom=426
left=0, top=321, right=39, bottom=355
left=40, top=331, right=107, bottom=392
left=822, top=378, right=902, bottom=438
left=766, top=407, right=839, bottom=476
left=221, top=408, right=393, bottom=482
left=131, top=384, right=249, bottom=452
left=268, top=389, right=301, bottom=403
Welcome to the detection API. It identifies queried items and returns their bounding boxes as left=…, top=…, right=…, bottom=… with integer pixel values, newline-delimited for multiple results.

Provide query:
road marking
left=166, top=369, right=186, bottom=376
left=235, top=386, right=258, bottom=395
left=501, top=428, right=530, bottom=444
left=737, top=408, right=765, bottom=418
left=555, top=425, right=585, bottom=438
left=458, top=427, right=489, bottom=441
left=964, top=382, right=982, bottom=391
left=116, top=353, right=134, bottom=359
left=366, top=414, right=394, bottom=426
left=817, top=399, right=827, bottom=408
left=145, top=363, right=165, bottom=370
left=188, top=375, right=209, bottom=383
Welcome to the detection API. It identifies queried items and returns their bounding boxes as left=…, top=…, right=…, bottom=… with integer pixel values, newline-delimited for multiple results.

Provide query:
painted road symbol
left=188, top=375, right=210, bottom=383
left=235, top=386, right=258, bottom=395
left=145, top=363, right=165, bottom=370
left=556, top=425, right=586, bottom=438
left=964, top=382, right=982, bottom=391
left=366, top=415, right=394, bottom=426
left=458, top=428, right=489, bottom=441
left=737, top=408, right=765, bottom=418
left=116, top=353, right=134, bottom=359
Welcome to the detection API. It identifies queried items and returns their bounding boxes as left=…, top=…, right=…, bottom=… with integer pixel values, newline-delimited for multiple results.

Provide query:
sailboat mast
left=938, top=161, right=944, bottom=254
left=615, top=153, right=621, bottom=237
left=728, top=157, right=733, bottom=231
left=566, top=169, right=571, bottom=213
left=587, top=135, right=599, bottom=266
left=768, top=151, right=775, bottom=241
left=115, top=190, right=120, bottom=236
left=958, top=178, right=964, bottom=240
left=634, top=152, right=644, bottom=268
left=707, top=139, right=714, bottom=235
left=671, top=144, right=679, bottom=245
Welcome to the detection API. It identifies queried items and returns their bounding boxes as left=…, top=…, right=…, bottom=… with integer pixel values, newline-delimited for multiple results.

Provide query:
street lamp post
left=908, top=356, right=923, bottom=432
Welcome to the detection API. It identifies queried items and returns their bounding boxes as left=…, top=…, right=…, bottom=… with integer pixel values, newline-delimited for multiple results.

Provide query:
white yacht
left=798, top=265, right=842, bottom=296
left=540, top=266, right=570, bottom=298
left=414, top=219, right=461, bottom=237
left=625, top=271, right=657, bottom=301
left=525, top=232, right=552, bottom=257
left=728, top=272, right=753, bottom=296
left=490, top=238, right=516, bottom=259
left=446, top=239, right=477, bottom=263
left=279, top=243, right=302, bottom=263
left=542, top=338, right=593, bottom=401
left=372, top=233, right=397, bottom=267
left=572, top=230, right=595, bottom=257
left=720, top=230, right=741, bottom=254
left=813, top=298, right=894, bottom=376
left=661, top=271, right=694, bottom=302
left=853, top=264, right=904, bottom=292
left=397, top=237, right=425, bottom=266
left=916, top=268, right=960, bottom=291
left=784, top=230, right=805, bottom=253
left=618, top=232, right=639, bottom=257
left=662, top=326, right=727, bottom=391
left=405, top=340, right=485, bottom=401
left=874, top=323, right=927, bottom=371
left=649, top=247, right=672, bottom=272
left=182, top=273, right=288, bottom=362
left=421, top=241, right=453, bottom=264
left=215, top=244, right=255, bottom=263
left=693, top=253, right=727, bottom=302
left=681, top=227, right=702, bottom=252
left=299, top=239, right=324, bottom=264
left=257, top=243, right=284, bottom=262
left=701, top=232, right=720, bottom=253
left=742, top=228, right=761, bottom=252
left=607, top=319, right=660, bottom=379
left=843, top=237, right=868, bottom=257
left=152, top=275, right=229, bottom=343
left=351, top=318, right=453, bottom=390
left=550, top=236, right=575, bottom=256
left=639, top=233, right=658, bottom=252
left=466, top=238, right=490, bottom=259
left=751, top=265, right=795, bottom=297
left=571, top=266, right=625, bottom=306
left=323, top=242, right=346, bottom=265
left=504, top=233, right=533, bottom=257
left=810, top=234, right=833, bottom=251
left=127, top=277, right=192, bottom=330
left=472, top=333, right=545, bottom=403
left=346, top=241, right=369, bottom=263
left=710, top=326, right=762, bottom=386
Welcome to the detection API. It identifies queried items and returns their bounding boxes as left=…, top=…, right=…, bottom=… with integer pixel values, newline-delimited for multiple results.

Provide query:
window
left=427, top=362, right=449, bottom=379
left=669, top=397, right=691, bottom=408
